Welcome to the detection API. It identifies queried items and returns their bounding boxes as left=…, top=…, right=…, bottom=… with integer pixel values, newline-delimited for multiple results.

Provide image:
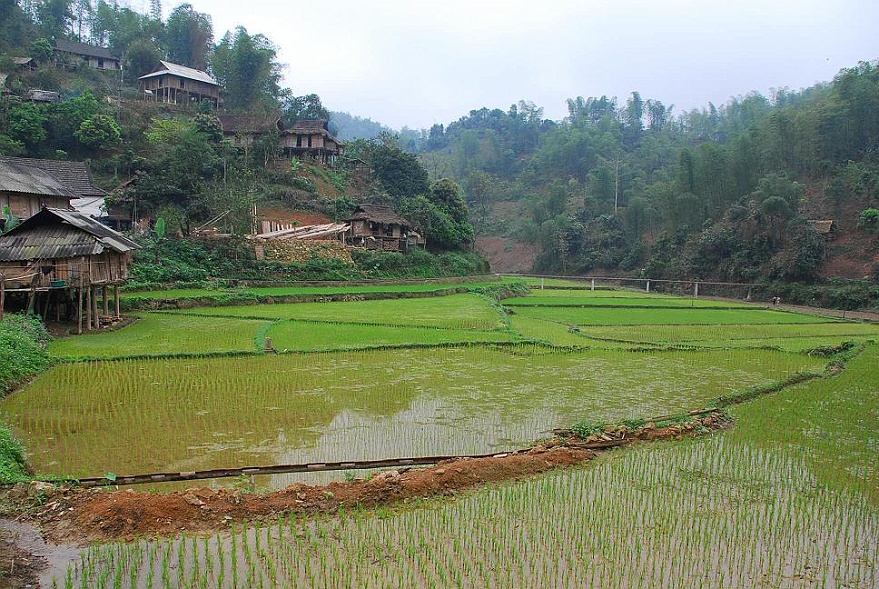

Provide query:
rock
left=28, top=481, right=56, bottom=499
left=182, top=493, right=204, bottom=507
left=434, top=469, right=446, bottom=475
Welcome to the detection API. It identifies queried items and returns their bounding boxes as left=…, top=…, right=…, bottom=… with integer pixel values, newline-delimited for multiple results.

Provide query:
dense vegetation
left=409, top=68, right=879, bottom=302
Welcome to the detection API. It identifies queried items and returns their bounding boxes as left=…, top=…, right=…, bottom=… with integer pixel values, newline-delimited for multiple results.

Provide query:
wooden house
left=282, top=120, right=343, bottom=164
left=344, top=204, right=420, bottom=252
left=53, top=39, right=121, bottom=71
left=218, top=113, right=284, bottom=150
left=139, top=61, right=220, bottom=108
left=0, top=156, right=107, bottom=221
left=0, top=207, right=139, bottom=330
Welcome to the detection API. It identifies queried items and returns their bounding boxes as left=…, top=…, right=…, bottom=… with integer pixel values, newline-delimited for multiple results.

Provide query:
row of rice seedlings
left=264, top=319, right=517, bottom=352
left=48, top=314, right=268, bottom=359
left=4, top=344, right=827, bottom=481
left=576, top=321, right=879, bottom=347
left=55, top=435, right=878, bottom=588
left=167, top=293, right=504, bottom=330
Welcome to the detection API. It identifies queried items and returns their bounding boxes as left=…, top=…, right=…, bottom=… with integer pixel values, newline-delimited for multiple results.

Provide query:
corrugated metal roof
left=139, top=60, right=218, bottom=86
left=0, top=207, right=139, bottom=261
left=0, top=160, right=77, bottom=198
left=0, top=156, right=107, bottom=197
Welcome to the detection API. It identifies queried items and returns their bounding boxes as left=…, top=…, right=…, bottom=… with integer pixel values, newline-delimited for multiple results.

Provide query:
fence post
left=693, top=282, right=699, bottom=298
left=646, top=280, right=651, bottom=293
left=591, top=278, right=595, bottom=291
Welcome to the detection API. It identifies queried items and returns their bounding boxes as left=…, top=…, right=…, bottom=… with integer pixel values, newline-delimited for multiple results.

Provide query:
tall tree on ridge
left=165, top=3, right=212, bottom=70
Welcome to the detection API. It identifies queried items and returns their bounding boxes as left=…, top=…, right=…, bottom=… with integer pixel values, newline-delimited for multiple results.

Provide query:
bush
left=0, top=314, right=51, bottom=394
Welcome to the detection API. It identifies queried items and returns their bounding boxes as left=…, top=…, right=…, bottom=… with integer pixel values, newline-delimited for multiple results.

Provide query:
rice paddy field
left=2, top=279, right=877, bottom=587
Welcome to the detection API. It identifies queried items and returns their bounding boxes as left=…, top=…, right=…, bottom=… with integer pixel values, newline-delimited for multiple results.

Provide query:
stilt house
left=0, top=207, right=139, bottom=331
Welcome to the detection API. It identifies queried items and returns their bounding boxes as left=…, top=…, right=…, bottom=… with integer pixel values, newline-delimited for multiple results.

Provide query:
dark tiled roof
left=0, top=156, right=106, bottom=197
left=345, top=204, right=411, bottom=226
left=54, top=39, right=118, bottom=60
left=0, top=159, right=76, bottom=198
left=0, top=207, right=138, bottom=261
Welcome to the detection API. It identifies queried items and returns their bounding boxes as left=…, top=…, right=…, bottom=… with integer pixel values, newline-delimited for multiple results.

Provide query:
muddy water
left=1, top=347, right=824, bottom=490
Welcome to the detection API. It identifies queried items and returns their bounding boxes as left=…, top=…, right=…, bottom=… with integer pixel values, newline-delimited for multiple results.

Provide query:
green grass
left=48, top=314, right=270, bottom=359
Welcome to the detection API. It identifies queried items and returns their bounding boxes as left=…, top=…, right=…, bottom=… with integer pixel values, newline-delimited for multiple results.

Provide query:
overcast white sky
left=164, top=0, right=877, bottom=130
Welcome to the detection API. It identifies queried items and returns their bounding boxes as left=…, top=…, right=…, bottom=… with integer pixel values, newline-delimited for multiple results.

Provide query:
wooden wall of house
left=141, top=75, right=219, bottom=103
left=0, top=252, right=132, bottom=289
left=1, top=192, right=70, bottom=220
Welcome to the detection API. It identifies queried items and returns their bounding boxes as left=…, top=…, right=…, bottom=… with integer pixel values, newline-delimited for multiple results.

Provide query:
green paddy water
left=2, top=346, right=824, bottom=486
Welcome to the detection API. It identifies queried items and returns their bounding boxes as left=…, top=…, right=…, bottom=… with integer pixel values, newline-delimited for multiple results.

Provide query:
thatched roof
left=0, top=207, right=138, bottom=261
left=287, top=119, right=342, bottom=144
left=0, top=156, right=106, bottom=198
left=345, top=204, right=411, bottom=226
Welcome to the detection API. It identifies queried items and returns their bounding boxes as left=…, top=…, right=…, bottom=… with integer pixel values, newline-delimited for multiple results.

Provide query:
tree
left=7, top=103, right=48, bottom=153
left=34, top=0, right=73, bottom=39
left=165, top=3, right=212, bottom=70
left=213, top=27, right=283, bottom=111
left=282, top=93, right=329, bottom=125
left=74, top=114, right=121, bottom=150
left=365, top=140, right=430, bottom=208
left=28, top=37, right=54, bottom=63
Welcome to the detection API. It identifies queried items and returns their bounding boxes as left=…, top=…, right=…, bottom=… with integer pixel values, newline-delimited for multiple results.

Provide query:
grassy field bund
left=1, top=278, right=877, bottom=587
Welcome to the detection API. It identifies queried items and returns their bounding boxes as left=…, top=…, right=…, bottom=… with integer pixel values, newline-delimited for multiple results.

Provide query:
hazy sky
left=169, top=0, right=877, bottom=130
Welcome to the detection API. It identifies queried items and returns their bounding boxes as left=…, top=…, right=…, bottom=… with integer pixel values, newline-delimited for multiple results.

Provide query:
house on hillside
left=218, top=113, right=285, bottom=150
left=0, top=207, right=139, bottom=329
left=11, top=57, right=35, bottom=71
left=344, top=204, right=420, bottom=252
left=53, top=39, right=121, bottom=71
left=0, top=156, right=107, bottom=222
left=26, top=89, right=61, bottom=103
left=281, top=119, right=343, bottom=164
left=138, top=61, right=220, bottom=108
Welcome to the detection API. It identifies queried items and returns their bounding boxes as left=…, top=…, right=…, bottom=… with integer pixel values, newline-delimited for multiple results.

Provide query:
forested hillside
left=0, top=0, right=476, bottom=265
left=412, top=67, right=879, bottom=294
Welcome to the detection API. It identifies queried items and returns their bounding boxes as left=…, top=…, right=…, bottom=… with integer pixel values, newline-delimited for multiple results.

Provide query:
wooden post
left=102, top=284, right=109, bottom=317
left=85, top=286, right=92, bottom=331
left=114, top=284, right=120, bottom=319
left=77, top=285, right=83, bottom=335
left=646, top=280, right=651, bottom=293
left=590, top=278, right=595, bottom=291
left=693, top=282, right=699, bottom=298
left=92, top=286, right=99, bottom=330
left=0, top=273, right=5, bottom=321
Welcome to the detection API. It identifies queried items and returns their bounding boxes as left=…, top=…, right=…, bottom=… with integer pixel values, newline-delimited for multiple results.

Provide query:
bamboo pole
left=77, top=269, right=83, bottom=335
